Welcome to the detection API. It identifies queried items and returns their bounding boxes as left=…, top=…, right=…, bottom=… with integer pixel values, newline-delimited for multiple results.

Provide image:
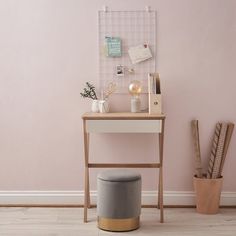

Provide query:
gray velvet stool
left=97, top=169, right=141, bottom=232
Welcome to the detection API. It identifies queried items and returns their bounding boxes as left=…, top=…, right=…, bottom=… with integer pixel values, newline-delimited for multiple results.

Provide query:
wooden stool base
left=98, top=216, right=140, bottom=232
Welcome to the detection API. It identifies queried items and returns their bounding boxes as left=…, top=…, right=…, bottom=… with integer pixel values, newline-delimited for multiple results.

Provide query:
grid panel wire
left=98, top=10, right=156, bottom=93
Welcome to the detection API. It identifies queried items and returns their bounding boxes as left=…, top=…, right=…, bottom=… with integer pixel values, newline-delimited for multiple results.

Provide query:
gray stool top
left=98, top=169, right=141, bottom=182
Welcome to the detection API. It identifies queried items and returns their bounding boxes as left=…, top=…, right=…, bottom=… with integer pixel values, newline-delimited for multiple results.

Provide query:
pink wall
left=0, top=0, right=235, bottom=192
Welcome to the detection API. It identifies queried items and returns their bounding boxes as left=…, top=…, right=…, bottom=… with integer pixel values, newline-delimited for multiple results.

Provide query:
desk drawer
left=86, top=120, right=162, bottom=133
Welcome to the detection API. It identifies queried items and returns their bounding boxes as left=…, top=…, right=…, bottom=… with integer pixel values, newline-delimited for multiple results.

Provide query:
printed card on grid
left=128, top=45, right=152, bottom=64
left=105, top=37, right=122, bottom=57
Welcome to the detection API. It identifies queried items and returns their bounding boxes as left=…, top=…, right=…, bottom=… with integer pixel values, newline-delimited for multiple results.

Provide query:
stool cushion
left=98, top=169, right=141, bottom=182
left=97, top=169, right=141, bottom=219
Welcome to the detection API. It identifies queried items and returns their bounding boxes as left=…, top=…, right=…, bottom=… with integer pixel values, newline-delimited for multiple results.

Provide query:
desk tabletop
left=82, top=112, right=166, bottom=120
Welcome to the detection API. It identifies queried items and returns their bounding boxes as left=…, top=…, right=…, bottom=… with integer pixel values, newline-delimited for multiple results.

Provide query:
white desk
left=82, top=112, right=166, bottom=223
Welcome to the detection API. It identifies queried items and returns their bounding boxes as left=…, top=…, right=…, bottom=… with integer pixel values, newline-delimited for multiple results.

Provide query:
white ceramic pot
left=99, top=100, right=109, bottom=113
left=91, top=100, right=99, bottom=113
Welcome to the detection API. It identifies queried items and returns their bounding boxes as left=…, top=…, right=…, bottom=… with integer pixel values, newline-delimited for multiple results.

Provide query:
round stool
left=97, top=169, right=141, bottom=232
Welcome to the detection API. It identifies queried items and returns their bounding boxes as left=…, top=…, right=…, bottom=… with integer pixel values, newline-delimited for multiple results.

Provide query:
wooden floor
left=0, top=207, right=235, bottom=235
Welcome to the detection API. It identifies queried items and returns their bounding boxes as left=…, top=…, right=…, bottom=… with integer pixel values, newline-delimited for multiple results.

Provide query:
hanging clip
left=145, top=6, right=150, bottom=12
left=103, top=6, right=108, bottom=12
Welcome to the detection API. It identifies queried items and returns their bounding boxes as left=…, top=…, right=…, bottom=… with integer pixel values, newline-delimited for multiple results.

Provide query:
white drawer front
left=86, top=120, right=162, bottom=133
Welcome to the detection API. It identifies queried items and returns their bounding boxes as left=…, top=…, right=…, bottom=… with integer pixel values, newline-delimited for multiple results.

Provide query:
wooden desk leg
left=84, top=167, right=89, bottom=222
left=83, top=120, right=89, bottom=222
left=159, top=166, right=164, bottom=223
left=87, top=133, right=91, bottom=208
left=157, top=169, right=161, bottom=209
left=158, top=119, right=165, bottom=223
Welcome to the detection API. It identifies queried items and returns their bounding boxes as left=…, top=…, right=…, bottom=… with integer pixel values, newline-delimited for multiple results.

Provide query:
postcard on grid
left=128, top=45, right=152, bottom=64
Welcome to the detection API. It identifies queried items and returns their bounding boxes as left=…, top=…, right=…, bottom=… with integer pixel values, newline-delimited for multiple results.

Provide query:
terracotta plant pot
left=193, top=176, right=223, bottom=214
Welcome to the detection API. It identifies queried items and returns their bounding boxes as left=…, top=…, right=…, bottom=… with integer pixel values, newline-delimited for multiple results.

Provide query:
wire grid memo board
left=98, top=9, right=157, bottom=93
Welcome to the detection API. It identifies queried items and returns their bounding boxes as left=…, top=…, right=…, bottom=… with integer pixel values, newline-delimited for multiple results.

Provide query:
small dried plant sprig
left=103, top=82, right=116, bottom=100
left=80, top=82, right=98, bottom=100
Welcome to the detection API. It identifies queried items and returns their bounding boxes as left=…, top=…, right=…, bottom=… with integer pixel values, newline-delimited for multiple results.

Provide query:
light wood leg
left=87, top=133, right=91, bottom=208
left=83, top=120, right=89, bottom=223
left=84, top=167, right=88, bottom=222
left=157, top=168, right=161, bottom=209
left=159, top=119, right=165, bottom=223
left=159, top=167, right=164, bottom=223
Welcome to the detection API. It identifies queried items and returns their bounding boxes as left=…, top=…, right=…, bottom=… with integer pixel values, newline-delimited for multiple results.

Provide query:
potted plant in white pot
left=80, top=82, right=99, bottom=112
left=80, top=82, right=116, bottom=113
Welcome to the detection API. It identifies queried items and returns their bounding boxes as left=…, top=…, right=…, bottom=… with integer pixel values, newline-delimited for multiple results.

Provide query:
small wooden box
left=148, top=73, right=162, bottom=114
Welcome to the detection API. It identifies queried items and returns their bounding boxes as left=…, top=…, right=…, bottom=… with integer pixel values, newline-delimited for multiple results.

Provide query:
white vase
left=91, top=100, right=99, bottom=113
left=99, top=100, right=109, bottom=113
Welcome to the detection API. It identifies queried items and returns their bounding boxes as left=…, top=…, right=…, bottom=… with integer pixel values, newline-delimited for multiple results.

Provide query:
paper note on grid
left=128, top=45, right=152, bottom=64
left=105, top=37, right=122, bottom=57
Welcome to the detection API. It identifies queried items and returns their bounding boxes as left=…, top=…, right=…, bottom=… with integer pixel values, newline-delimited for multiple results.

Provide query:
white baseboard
left=0, top=191, right=235, bottom=206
